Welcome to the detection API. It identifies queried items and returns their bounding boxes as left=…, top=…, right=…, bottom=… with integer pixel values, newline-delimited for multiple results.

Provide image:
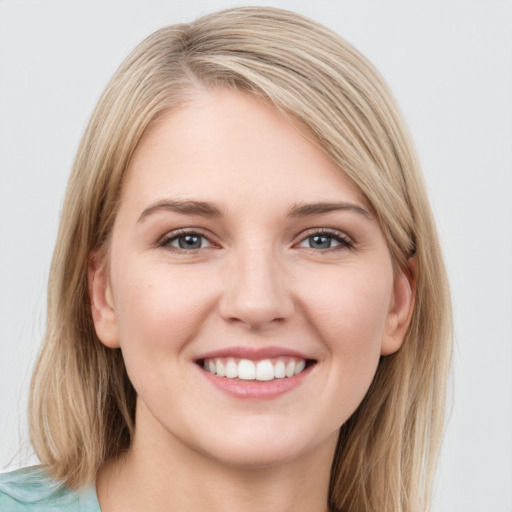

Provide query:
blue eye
left=160, top=232, right=212, bottom=250
left=308, top=234, right=335, bottom=249
left=297, top=231, right=352, bottom=250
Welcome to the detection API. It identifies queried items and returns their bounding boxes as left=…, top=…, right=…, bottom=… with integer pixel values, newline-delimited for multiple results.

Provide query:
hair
left=29, top=6, right=452, bottom=512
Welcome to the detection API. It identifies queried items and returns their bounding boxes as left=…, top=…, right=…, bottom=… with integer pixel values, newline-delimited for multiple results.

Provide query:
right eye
left=295, top=229, right=354, bottom=252
left=159, top=231, right=213, bottom=251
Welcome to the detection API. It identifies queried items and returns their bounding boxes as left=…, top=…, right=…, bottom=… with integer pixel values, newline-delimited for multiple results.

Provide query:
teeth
left=256, top=360, right=274, bottom=381
left=225, top=359, right=237, bottom=379
left=216, top=360, right=225, bottom=377
left=274, top=360, right=286, bottom=378
left=202, top=357, right=309, bottom=381
left=285, top=361, right=295, bottom=378
left=238, top=359, right=256, bottom=380
left=295, top=360, right=306, bottom=375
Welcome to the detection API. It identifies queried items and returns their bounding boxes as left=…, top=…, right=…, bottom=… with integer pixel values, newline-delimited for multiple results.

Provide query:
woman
left=0, top=6, right=452, bottom=511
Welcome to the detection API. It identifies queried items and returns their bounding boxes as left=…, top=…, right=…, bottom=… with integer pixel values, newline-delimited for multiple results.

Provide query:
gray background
left=1, top=1, right=511, bottom=510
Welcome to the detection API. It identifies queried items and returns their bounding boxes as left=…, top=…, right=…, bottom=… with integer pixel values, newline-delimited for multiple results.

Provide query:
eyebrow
left=138, top=200, right=223, bottom=222
left=138, top=199, right=371, bottom=222
left=287, top=201, right=371, bottom=218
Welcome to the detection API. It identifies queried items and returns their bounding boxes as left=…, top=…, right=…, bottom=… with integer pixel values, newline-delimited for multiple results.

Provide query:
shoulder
left=0, top=466, right=100, bottom=511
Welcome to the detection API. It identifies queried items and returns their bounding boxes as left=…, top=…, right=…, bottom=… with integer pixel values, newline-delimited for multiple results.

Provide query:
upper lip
left=195, top=346, right=315, bottom=361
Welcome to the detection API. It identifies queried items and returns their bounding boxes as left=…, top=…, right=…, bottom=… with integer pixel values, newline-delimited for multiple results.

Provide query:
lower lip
left=197, top=364, right=314, bottom=399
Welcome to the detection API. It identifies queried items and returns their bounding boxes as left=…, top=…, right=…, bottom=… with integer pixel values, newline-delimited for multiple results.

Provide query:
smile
left=202, top=357, right=309, bottom=381
left=195, top=347, right=317, bottom=398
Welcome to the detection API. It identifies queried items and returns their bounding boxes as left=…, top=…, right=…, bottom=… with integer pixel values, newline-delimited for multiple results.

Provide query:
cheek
left=299, top=267, right=392, bottom=421
left=300, top=263, right=392, bottom=358
left=110, top=261, right=216, bottom=363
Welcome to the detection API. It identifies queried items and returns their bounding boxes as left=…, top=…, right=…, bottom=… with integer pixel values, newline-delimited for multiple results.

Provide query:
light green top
left=0, top=466, right=101, bottom=511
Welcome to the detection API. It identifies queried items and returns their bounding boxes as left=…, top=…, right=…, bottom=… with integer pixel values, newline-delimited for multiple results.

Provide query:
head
left=29, top=7, right=451, bottom=512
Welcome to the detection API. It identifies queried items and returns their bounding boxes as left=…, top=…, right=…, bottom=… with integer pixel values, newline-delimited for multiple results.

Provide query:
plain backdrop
left=1, top=1, right=511, bottom=511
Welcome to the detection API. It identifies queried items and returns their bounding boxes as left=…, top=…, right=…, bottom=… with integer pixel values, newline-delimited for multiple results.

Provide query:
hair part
left=29, top=7, right=452, bottom=511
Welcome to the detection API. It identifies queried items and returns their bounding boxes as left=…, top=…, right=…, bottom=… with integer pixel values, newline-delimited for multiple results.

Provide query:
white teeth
left=294, top=360, right=306, bottom=375
left=256, top=360, right=274, bottom=381
left=225, top=359, right=237, bottom=379
left=216, top=360, right=225, bottom=377
left=238, top=359, right=256, bottom=380
left=274, top=360, right=286, bottom=378
left=202, top=356, right=310, bottom=381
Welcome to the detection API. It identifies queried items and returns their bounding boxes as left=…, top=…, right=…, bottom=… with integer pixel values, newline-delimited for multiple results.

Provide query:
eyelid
left=294, top=228, right=355, bottom=249
left=157, top=228, right=219, bottom=250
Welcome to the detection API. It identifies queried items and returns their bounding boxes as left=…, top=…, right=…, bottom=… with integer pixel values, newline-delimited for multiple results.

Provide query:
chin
left=187, top=420, right=336, bottom=471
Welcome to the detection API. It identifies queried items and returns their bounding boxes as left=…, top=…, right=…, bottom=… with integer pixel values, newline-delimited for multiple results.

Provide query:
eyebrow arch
left=287, top=201, right=371, bottom=218
left=138, top=200, right=223, bottom=222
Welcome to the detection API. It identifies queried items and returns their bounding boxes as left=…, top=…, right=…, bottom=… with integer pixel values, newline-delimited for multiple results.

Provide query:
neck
left=97, top=406, right=337, bottom=512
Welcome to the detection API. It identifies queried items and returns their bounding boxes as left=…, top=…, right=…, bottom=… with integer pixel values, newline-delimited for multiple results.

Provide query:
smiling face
left=90, top=88, right=413, bottom=470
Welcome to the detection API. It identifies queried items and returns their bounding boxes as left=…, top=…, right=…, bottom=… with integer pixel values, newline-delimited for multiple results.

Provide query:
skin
left=90, top=88, right=414, bottom=512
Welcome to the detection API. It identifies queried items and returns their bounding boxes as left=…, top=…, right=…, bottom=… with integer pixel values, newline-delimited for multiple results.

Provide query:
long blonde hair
left=29, top=7, right=452, bottom=511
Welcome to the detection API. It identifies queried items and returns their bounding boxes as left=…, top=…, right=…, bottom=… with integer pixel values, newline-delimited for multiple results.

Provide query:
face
left=90, top=88, right=413, bottom=470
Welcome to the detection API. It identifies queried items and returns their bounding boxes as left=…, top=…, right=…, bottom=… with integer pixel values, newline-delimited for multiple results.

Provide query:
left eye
left=297, top=232, right=352, bottom=250
left=162, top=233, right=212, bottom=250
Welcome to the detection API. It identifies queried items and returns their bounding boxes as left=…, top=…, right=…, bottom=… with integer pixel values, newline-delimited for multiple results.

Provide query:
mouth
left=197, top=356, right=316, bottom=381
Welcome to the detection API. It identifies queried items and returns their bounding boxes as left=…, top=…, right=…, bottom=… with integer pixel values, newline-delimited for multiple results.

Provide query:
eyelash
left=158, top=229, right=215, bottom=251
left=157, top=228, right=354, bottom=252
left=297, top=229, right=354, bottom=251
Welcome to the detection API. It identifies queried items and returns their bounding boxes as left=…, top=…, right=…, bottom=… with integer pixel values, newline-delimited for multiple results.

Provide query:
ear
left=88, top=252, right=120, bottom=348
left=380, top=257, right=416, bottom=356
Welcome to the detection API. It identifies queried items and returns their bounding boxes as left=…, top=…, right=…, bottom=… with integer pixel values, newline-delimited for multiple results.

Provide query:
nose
left=218, top=245, right=294, bottom=330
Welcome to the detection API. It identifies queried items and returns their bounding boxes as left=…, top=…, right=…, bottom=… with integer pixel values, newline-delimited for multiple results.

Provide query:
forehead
left=121, top=88, right=368, bottom=215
